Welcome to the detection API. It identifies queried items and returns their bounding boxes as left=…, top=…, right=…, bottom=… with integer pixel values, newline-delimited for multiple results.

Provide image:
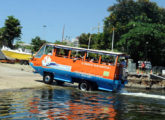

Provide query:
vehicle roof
left=46, top=43, right=127, bottom=56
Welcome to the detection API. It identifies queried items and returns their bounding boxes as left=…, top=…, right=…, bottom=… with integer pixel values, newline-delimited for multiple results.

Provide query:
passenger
left=90, top=58, right=94, bottom=63
left=56, top=48, right=60, bottom=56
left=121, top=59, right=126, bottom=68
left=102, top=62, right=106, bottom=65
left=86, top=57, right=90, bottom=62
left=81, top=56, right=85, bottom=61
left=108, top=60, right=114, bottom=65
left=48, top=52, right=52, bottom=55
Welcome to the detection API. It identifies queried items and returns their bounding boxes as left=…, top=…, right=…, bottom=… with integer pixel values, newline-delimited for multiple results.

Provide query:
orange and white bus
left=30, top=43, right=128, bottom=92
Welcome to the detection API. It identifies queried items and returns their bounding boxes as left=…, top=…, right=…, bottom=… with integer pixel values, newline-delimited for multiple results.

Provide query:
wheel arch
left=43, top=71, right=54, bottom=78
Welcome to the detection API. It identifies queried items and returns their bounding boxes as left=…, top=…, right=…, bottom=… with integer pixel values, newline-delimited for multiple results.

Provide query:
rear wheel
left=43, top=73, right=53, bottom=84
left=79, top=81, right=91, bottom=91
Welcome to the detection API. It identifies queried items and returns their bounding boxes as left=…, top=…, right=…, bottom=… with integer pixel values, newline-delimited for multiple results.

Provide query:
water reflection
left=0, top=88, right=165, bottom=120
left=28, top=89, right=117, bottom=120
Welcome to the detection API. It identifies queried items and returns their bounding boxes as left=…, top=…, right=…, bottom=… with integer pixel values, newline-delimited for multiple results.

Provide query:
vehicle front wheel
left=43, top=73, right=53, bottom=84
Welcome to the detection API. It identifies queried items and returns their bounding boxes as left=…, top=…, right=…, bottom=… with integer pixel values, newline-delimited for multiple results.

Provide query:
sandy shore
left=0, top=63, right=46, bottom=90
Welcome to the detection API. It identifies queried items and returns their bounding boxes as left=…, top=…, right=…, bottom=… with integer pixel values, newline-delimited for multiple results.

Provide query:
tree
left=54, top=40, right=67, bottom=45
left=79, top=33, right=90, bottom=48
left=118, top=21, right=165, bottom=65
left=78, top=33, right=104, bottom=50
left=15, top=40, right=25, bottom=49
left=103, top=0, right=165, bottom=65
left=31, top=36, right=47, bottom=52
left=0, top=28, right=4, bottom=47
left=104, top=0, right=165, bottom=47
left=2, top=16, right=22, bottom=48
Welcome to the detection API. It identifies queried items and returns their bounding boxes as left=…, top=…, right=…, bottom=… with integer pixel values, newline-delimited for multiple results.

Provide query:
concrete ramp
left=150, top=74, right=165, bottom=80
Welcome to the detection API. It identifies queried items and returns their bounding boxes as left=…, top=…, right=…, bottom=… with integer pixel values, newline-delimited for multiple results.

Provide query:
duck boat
left=30, top=43, right=128, bottom=92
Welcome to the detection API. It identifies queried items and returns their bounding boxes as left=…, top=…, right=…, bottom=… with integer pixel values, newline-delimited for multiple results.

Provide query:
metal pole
left=62, top=25, right=65, bottom=42
left=87, top=34, right=91, bottom=57
left=88, top=34, right=91, bottom=50
left=112, top=26, right=115, bottom=51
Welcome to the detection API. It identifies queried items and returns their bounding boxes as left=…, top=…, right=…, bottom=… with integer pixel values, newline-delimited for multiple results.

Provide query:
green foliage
left=31, top=36, right=47, bottom=52
left=0, top=16, right=22, bottom=48
left=15, top=40, right=24, bottom=49
left=78, top=0, right=165, bottom=65
left=102, top=0, right=165, bottom=65
left=15, top=40, right=32, bottom=51
left=79, top=33, right=90, bottom=48
left=78, top=33, right=104, bottom=50
left=0, top=28, right=4, bottom=47
left=119, top=21, right=165, bottom=64
left=54, top=40, right=67, bottom=45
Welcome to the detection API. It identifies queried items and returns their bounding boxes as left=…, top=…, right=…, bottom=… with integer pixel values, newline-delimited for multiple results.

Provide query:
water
left=0, top=86, right=165, bottom=120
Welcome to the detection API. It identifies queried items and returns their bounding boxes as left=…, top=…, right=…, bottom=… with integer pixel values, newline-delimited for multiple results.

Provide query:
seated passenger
left=121, top=59, right=126, bottom=68
left=90, top=59, right=94, bottom=62
left=48, top=52, right=52, bottom=55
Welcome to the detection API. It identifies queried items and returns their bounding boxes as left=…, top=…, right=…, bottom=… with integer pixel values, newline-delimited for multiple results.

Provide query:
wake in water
left=121, top=91, right=165, bottom=100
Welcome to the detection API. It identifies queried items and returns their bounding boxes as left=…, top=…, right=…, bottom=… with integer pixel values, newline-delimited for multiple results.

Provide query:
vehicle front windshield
left=45, top=45, right=54, bottom=55
left=35, top=45, right=54, bottom=58
left=35, top=45, right=46, bottom=58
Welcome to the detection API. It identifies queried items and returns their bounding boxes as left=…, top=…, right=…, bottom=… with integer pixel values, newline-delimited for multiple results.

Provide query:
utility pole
left=87, top=23, right=104, bottom=57
left=62, top=24, right=65, bottom=42
left=88, top=35, right=92, bottom=50
left=88, top=23, right=103, bottom=49
left=112, top=26, right=115, bottom=51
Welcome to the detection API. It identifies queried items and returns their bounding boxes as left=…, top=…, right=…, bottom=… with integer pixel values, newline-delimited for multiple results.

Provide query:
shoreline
left=126, top=74, right=165, bottom=89
left=0, top=63, right=78, bottom=91
left=0, top=63, right=165, bottom=91
left=0, top=63, right=45, bottom=90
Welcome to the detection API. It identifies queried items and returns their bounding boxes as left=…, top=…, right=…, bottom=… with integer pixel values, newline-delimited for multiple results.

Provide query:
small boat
left=30, top=43, right=128, bottom=92
left=1, top=46, right=32, bottom=60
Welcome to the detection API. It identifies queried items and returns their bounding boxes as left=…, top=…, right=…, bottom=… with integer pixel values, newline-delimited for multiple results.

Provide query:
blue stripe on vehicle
left=30, top=62, right=125, bottom=91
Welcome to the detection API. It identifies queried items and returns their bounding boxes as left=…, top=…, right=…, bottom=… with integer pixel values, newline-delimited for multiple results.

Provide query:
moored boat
left=1, top=46, right=32, bottom=64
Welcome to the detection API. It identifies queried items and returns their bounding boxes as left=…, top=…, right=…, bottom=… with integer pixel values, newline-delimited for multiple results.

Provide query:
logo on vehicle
left=42, top=56, right=51, bottom=66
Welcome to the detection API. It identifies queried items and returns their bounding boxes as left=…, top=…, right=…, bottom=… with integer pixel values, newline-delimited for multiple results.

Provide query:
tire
left=24, top=61, right=29, bottom=65
left=43, top=73, right=53, bottom=84
left=78, top=81, right=91, bottom=91
left=56, top=80, right=64, bottom=86
left=20, top=60, right=24, bottom=65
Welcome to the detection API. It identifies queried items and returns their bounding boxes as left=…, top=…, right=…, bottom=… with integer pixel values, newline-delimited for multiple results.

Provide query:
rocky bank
left=126, top=74, right=165, bottom=89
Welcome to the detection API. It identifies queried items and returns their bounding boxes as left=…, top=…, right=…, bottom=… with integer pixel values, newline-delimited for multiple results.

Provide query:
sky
left=0, top=0, right=165, bottom=44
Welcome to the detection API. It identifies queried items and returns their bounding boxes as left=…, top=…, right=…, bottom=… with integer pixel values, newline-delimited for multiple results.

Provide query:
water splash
left=121, top=92, right=165, bottom=100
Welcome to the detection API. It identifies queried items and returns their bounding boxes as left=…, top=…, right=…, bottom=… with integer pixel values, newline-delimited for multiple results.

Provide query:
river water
left=0, top=85, right=165, bottom=120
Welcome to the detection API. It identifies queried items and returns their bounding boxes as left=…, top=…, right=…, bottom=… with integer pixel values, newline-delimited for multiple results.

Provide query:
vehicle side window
left=63, top=49, right=69, bottom=58
left=55, top=48, right=69, bottom=58
left=86, top=53, right=99, bottom=63
left=35, top=45, right=45, bottom=58
left=101, top=54, right=115, bottom=65
left=56, top=48, right=63, bottom=57
left=70, top=50, right=85, bottom=60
